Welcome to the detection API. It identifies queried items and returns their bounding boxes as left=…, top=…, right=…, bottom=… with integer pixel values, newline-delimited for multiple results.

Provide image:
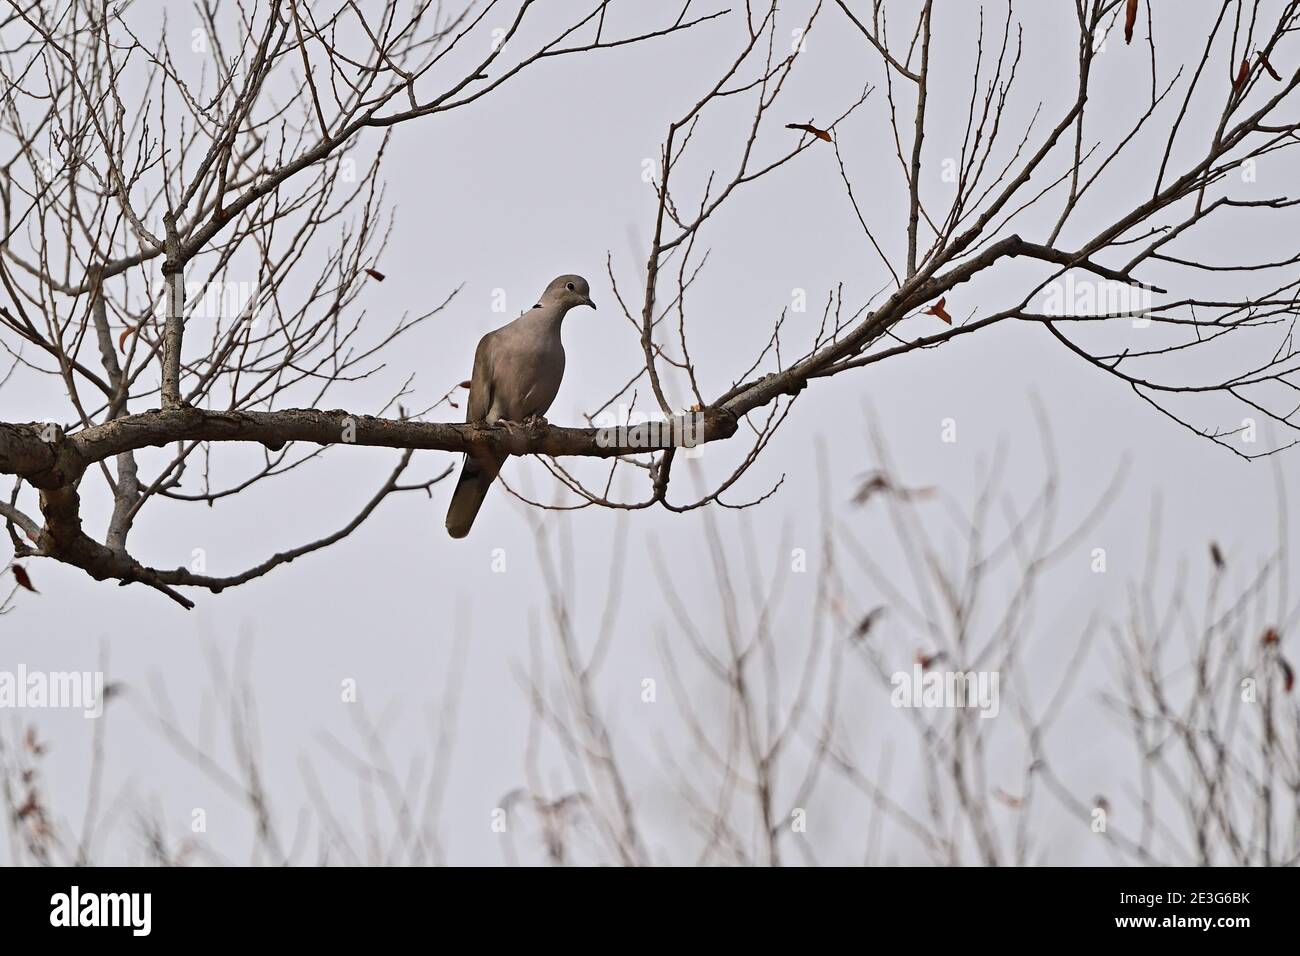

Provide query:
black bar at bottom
left=0, top=865, right=1283, bottom=942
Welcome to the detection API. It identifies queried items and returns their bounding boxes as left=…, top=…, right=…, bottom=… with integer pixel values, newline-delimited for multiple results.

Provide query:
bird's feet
left=522, top=414, right=549, bottom=428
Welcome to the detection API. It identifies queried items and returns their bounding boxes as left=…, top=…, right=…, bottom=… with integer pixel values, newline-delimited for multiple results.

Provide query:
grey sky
left=3, top=0, right=1297, bottom=865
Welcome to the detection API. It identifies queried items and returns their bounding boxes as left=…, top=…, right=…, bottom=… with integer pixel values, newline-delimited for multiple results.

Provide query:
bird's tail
left=445, top=452, right=503, bottom=538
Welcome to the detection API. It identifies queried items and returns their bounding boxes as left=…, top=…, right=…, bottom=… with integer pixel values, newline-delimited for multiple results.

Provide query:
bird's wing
left=466, top=329, right=497, bottom=423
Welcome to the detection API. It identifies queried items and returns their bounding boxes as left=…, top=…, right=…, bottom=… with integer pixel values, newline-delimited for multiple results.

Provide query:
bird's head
left=540, top=274, right=596, bottom=312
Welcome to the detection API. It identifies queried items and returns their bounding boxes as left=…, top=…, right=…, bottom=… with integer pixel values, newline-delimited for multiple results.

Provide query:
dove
left=445, top=274, right=596, bottom=538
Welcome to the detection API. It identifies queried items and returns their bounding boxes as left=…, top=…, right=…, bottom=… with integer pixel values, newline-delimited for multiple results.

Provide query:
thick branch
left=1, top=405, right=740, bottom=483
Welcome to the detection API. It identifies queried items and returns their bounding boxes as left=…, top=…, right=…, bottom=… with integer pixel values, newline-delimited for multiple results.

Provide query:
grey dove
left=445, top=274, right=596, bottom=538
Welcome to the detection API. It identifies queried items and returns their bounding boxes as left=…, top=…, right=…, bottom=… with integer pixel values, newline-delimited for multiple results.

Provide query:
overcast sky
left=4, top=0, right=1297, bottom=865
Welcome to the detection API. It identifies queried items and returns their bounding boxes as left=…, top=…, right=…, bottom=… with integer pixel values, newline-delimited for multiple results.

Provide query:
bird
left=445, top=274, right=596, bottom=538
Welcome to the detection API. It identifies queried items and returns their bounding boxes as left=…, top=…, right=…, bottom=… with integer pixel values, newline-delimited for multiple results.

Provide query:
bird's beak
left=583, top=296, right=597, bottom=310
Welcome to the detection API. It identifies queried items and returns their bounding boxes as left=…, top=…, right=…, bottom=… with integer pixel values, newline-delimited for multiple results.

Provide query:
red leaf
left=1234, top=56, right=1250, bottom=92
left=1281, top=657, right=1295, bottom=693
left=1124, top=0, right=1138, bottom=44
left=458, top=380, right=472, bottom=389
left=365, top=268, right=386, bottom=282
left=785, top=122, right=832, bottom=143
left=1259, top=51, right=1282, bottom=81
left=1263, top=627, right=1281, bottom=645
left=924, top=297, right=953, bottom=325
left=11, top=564, right=37, bottom=593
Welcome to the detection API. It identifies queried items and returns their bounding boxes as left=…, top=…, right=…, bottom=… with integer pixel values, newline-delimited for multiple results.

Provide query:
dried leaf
left=118, top=324, right=137, bottom=352
left=1209, top=541, right=1225, bottom=570
left=785, top=122, right=832, bottom=143
left=1263, top=627, right=1281, bottom=645
left=1234, top=56, right=1250, bottom=92
left=1259, top=51, right=1282, bottom=81
left=994, top=787, right=1024, bottom=808
left=852, top=470, right=936, bottom=506
left=852, top=473, right=892, bottom=505
left=924, top=297, right=952, bottom=325
left=458, top=380, right=472, bottom=390
left=1124, top=0, right=1138, bottom=44
left=365, top=268, right=386, bottom=282
left=915, top=649, right=947, bottom=670
left=24, top=726, right=45, bottom=755
left=15, top=792, right=39, bottom=820
left=1281, top=657, right=1295, bottom=693
left=852, top=606, right=886, bottom=641
left=11, top=564, right=37, bottom=593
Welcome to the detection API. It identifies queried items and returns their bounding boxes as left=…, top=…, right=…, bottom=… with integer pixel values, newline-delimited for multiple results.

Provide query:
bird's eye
left=566, top=282, right=575, bottom=291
